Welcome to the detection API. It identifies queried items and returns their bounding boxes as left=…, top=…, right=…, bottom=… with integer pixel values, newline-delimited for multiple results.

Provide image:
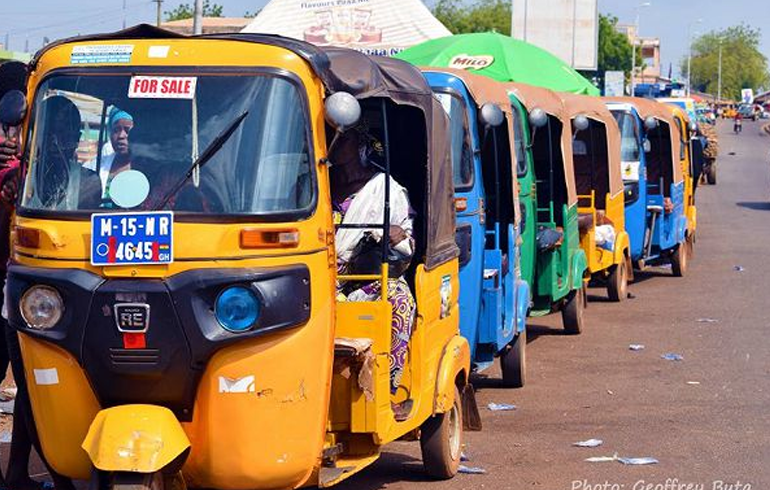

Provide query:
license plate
left=91, top=211, right=173, bottom=266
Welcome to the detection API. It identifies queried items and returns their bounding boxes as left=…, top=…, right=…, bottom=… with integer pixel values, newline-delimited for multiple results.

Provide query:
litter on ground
left=573, top=439, right=603, bottom=448
left=487, top=403, right=517, bottom=411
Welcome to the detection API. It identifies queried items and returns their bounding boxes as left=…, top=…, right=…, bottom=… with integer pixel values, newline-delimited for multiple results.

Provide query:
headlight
left=20, top=286, right=64, bottom=330
left=215, top=286, right=260, bottom=332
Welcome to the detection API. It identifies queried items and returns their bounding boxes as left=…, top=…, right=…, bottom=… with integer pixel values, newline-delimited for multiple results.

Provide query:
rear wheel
left=421, top=386, right=463, bottom=479
left=706, top=164, right=717, bottom=185
left=607, top=259, right=629, bottom=302
left=561, top=286, right=585, bottom=335
left=500, top=329, right=526, bottom=388
left=111, top=472, right=164, bottom=490
left=671, top=243, right=688, bottom=277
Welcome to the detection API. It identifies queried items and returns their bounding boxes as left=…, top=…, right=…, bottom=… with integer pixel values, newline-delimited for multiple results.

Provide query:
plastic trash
left=460, top=451, right=471, bottom=462
left=595, top=225, right=616, bottom=251
left=585, top=454, right=618, bottom=463
left=686, top=381, right=701, bottom=385
left=487, top=402, right=517, bottom=411
left=629, top=344, right=645, bottom=351
left=618, top=457, right=659, bottom=465
left=697, top=318, right=719, bottom=323
left=573, top=439, right=603, bottom=448
left=458, top=465, right=487, bottom=474
left=734, top=265, right=745, bottom=272
left=661, top=353, right=684, bottom=361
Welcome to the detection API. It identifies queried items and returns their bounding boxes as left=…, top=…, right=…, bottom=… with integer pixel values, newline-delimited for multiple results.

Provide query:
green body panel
left=509, top=97, right=586, bottom=315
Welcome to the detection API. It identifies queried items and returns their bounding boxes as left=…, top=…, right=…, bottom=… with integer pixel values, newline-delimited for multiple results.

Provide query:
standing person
left=0, top=62, right=76, bottom=490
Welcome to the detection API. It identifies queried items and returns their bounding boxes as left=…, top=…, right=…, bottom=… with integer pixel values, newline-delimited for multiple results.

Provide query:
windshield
left=612, top=111, right=641, bottom=162
left=434, top=92, right=473, bottom=189
left=22, top=72, right=313, bottom=218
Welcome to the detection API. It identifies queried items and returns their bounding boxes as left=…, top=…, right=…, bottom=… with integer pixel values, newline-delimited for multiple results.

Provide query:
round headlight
left=20, top=286, right=63, bottom=330
left=215, top=286, right=260, bottom=332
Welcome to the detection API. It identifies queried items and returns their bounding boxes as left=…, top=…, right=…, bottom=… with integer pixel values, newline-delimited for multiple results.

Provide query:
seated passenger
left=84, top=107, right=134, bottom=207
left=330, top=128, right=416, bottom=396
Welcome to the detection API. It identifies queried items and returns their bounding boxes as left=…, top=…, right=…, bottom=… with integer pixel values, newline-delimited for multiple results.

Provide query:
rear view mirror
left=0, top=90, right=27, bottom=127
left=528, top=107, right=548, bottom=128
left=480, top=103, right=504, bottom=128
left=644, top=116, right=658, bottom=131
left=573, top=114, right=590, bottom=132
left=689, top=121, right=698, bottom=133
left=643, top=139, right=652, bottom=153
left=324, top=92, right=361, bottom=132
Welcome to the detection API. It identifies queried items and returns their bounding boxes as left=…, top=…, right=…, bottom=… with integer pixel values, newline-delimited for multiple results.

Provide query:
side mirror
left=479, top=103, right=504, bottom=128
left=0, top=90, right=27, bottom=127
left=324, top=92, right=361, bottom=132
left=689, top=121, right=698, bottom=133
left=644, top=116, right=658, bottom=131
left=528, top=107, right=548, bottom=128
left=643, top=139, right=652, bottom=153
left=573, top=114, right=590, bottom=132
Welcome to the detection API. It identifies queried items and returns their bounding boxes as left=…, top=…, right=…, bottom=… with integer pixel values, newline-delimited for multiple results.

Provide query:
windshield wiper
left=154, top=110, right=249, bottom=210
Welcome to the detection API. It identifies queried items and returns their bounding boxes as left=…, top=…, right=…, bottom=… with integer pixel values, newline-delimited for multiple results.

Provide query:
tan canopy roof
left=505, top=82, right=576, bottom=206
left=559, top=93, right=623, bottom=199
left=604, top=96, right=683, bottom=184
left=423, top=68, right=521, bottom=219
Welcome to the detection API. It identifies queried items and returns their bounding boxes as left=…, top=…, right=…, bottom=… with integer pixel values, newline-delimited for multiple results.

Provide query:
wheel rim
left=448, top=401, right=461, bottom=461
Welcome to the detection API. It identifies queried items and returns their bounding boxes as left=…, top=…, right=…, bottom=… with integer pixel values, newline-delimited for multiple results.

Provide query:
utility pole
left=717, top=39, right=723, bottom=103
left=631, top=2, right=651, bottom=97
left=154, top=0, right=163, bottom=27
left=4, top=33, right=8, bottom=51
left=686, top=18, right=702, bottom=97
left=193, top=0, right=203, bottom=35
left=122, top=0, right=127, bottom=29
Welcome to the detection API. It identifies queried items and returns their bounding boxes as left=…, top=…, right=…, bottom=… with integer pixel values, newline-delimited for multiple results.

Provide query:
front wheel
left=561, top=286, right=585, bottom=335
left=500, top=329, right=526, bottom=388
left=607, top=259, right=629, bottom=302
left=671, top=243, right=688, bottom=277
left=421, top=387, right=463, bottom=480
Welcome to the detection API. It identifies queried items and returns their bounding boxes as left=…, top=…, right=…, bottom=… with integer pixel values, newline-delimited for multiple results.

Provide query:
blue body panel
left=425, top=71, right=527, bottom=373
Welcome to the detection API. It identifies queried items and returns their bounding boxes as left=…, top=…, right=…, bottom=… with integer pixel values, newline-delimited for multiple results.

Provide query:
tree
left=432, top=0, right=511, bottom=35
left=164, top=1, right=223, bottom=22
left=579, top=14, right=641, bottom=90
left=684, top=24, right=769, bottom=100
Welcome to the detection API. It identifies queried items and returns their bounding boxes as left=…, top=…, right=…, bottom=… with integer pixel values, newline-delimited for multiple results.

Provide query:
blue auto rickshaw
left=424, top=69, right=530, bottom=387
left=605, top=97, right=690, bottom=276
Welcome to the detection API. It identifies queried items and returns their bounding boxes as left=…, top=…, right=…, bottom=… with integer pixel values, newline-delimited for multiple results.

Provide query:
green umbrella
left=395, top=32, right=599, bottom=96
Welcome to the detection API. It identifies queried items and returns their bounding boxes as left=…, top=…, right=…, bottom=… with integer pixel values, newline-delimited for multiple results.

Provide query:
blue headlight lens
left=215, top=286, right=260, bottom=332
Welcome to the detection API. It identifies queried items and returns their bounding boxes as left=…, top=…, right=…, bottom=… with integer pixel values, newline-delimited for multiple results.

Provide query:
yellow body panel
left=670, top=108, right=697, bottom=237
left=578, top=191, right=629, bottom=275
left=18, top=334, right=101, bottom=479
left=82, top=405, right=190, bottom=473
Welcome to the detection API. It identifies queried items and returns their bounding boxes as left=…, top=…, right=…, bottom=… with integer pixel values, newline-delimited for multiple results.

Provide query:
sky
left=2, top=0, right=769, bottom=80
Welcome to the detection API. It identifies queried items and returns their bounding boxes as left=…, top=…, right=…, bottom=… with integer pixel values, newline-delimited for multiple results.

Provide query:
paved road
left=333, top=120, right=770, bottom=490
left=11, top=121, right=770, bottom=490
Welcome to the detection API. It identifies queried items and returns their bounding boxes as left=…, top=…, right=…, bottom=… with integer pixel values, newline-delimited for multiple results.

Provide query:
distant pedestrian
left=733, top=112, right=743, bottom=133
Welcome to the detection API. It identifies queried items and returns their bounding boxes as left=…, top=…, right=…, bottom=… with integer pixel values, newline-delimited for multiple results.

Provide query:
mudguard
left=433, top=335, right=471, bottom=414
left=570, top=249, right=588, bottom=291
left=613, top=231, right=631, bottom=265
left=82, top=405, right=190, bottom=473
left=515, top=279, right=530, bottom=334
left=676, top=216, right=689, bottom=244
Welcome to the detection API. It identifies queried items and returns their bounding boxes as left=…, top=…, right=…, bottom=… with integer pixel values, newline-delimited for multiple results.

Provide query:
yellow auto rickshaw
left=559, top=93, right=631, bottom=301
left=667, top=105, right=698, bottom=252
left=5, top=25, right=471, bottom=489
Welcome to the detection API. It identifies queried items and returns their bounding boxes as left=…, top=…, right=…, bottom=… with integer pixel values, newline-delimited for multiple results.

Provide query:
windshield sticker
left=147, top=45, right=170, bottom=58
left=128, top=76, right=197, bottom=99
left=71, top=44, right=133, bottom=64
left=622, top=161, right=640, bottom=182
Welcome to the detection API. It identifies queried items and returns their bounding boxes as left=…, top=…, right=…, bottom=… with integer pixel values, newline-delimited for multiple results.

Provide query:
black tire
left=671, top=243, right=688, bottom=277
left=706, top=164, right=717, bottom=185
left=500, top=329, right=526, bottom=388
left=421, top=387, right=463, bottom=480
left=561, top=286, right=584, bottom=335
left=607, top=259, right=629, bottom=302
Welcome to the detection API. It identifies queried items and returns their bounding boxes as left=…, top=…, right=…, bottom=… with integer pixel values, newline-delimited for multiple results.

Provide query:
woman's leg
left=387, top=278, right=416, bottom=394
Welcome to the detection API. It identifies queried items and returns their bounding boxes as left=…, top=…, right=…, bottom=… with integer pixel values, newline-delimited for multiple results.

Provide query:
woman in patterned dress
left=329, top=128, right=416, bottom=396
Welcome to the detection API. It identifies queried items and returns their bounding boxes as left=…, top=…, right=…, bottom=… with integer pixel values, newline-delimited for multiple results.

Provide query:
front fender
left=570, top=249, right=588, bottom=291
left=613, top=232, right=631, bottom=265
left=433, top=335, right=471, bottom=414
left=515, top=279, right=530, bottom=334
left=82, top=405, right=191, bottom=473
left=676, top=215, right=689, bottom=243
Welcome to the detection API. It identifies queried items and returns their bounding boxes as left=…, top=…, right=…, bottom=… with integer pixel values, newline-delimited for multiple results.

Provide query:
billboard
left=604, top=71, right=625, bottom=97
left=741, top=88, right=754, bottom=105
left=511, top=0, right=598, bottom=71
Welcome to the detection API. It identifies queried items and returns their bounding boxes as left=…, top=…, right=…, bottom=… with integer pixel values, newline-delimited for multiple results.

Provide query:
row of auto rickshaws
left=0, top=26, right=703, bottom=490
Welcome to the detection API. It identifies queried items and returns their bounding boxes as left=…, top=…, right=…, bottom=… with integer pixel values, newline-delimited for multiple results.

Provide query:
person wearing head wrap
left=84, top=106, right=135, bottom=205
left=329, top=127, right=416, bottom=415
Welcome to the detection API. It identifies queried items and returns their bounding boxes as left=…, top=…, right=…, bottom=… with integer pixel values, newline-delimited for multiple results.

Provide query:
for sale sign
left=128, top=76, right=197, bottom=99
